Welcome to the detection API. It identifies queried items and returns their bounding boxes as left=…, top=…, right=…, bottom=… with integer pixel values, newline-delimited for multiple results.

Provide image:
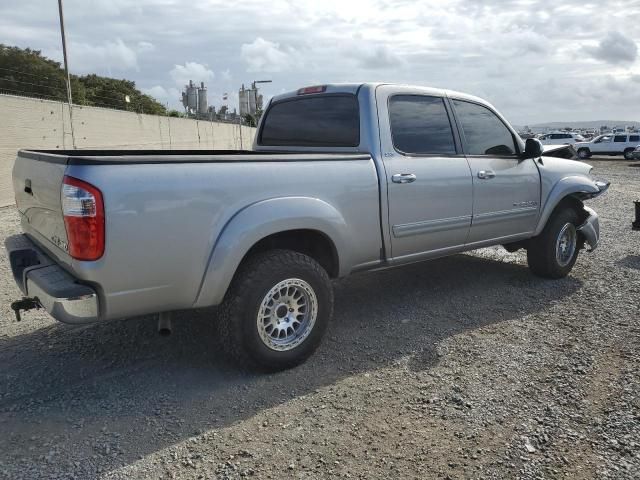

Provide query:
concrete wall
left=0, top=94, right=256, bottom=206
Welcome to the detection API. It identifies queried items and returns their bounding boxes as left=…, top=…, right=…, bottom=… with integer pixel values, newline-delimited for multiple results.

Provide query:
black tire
left=577, top=148, right=591, bottom=160
left=527, top=207, right=580, bottom=279
left=219, top=249, right=333, bottom=371
left=624, top=148, right=635, bottom=160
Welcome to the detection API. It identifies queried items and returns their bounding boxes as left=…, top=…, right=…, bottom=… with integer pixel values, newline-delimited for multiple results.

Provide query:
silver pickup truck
left=6, top=83, right=609, bottom=370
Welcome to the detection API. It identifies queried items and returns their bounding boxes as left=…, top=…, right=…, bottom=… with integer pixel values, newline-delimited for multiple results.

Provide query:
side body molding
left=194, top=196, right=351, bottom=307
left=534, top=176, right=600, bottom=236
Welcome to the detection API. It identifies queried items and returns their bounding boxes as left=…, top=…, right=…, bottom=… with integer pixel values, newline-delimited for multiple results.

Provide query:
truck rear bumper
left=5, top=234, right=99, bottom=324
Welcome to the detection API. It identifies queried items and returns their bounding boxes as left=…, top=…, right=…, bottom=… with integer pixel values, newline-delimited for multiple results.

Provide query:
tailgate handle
left=24, top=179, right=32, bottom=195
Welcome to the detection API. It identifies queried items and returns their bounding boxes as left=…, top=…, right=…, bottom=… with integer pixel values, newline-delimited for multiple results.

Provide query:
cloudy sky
left=1, top=0, right=639, bottom=124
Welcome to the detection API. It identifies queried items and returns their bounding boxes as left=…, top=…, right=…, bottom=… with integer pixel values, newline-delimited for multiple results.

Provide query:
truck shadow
left=0, top=253, right=581, bottom=477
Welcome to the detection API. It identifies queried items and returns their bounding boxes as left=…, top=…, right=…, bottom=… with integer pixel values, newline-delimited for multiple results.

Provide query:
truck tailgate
left=13, top=151, right=69, bottom=257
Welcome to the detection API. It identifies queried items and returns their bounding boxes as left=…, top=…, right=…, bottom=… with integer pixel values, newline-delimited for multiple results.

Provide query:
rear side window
left=388, top=95, right=456, bottom=155
left=452, top=100, right=517, bottom=156
left=614, top=135, right=627, bottom=142
left=630, top=135, right=640, bottom=142
left=259, top=95, right=359, bottom=147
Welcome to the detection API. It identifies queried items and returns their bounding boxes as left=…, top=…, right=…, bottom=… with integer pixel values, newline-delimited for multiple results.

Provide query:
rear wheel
left=527, top=207, right=580, bottom=279
left=577, top=148, right=591, bottom=160
left=219, top=249, right=333, bottom=371
left=624, top=148, right=635, bottom=160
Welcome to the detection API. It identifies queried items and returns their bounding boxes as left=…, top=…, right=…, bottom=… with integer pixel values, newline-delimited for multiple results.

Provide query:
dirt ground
left=0, top=160, right=638, bottom=480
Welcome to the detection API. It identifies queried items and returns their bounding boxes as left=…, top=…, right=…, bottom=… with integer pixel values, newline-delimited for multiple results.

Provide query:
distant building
left=181, top=80, right=208, bottom=117
left=238, top=83, right=264, bottom=117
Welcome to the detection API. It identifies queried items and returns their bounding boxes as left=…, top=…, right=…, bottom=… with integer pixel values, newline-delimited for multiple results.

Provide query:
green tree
left=0, top=44, right=166, bottom=115
left=0, top=44, right=73, bottom=101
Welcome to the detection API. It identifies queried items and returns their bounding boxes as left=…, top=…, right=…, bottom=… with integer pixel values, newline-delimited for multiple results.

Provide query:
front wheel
left=624, top=148, right=635, bottom=160
left=577, top=148, right=591, bottom=160
left=527, top=207, right=581, bottom=279
left=219, top=249, right=333, bottom=371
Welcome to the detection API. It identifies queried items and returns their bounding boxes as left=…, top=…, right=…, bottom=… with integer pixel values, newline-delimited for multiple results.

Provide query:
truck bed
left=13, top=148, right=383, bottom=321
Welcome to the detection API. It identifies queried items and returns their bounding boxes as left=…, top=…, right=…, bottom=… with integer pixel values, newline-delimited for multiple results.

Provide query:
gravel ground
left=0, top=159, right=638, bottom=480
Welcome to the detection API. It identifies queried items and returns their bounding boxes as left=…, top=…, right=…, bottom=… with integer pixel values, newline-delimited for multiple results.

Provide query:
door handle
left=392, top=173, right=417, bottom=184
left=477, top=170, right=496, bottom=179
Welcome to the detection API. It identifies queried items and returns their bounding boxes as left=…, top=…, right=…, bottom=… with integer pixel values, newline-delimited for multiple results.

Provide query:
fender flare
left=193, top=196, right=352, bottom=307
left=534, top=176, right=600, bottom=236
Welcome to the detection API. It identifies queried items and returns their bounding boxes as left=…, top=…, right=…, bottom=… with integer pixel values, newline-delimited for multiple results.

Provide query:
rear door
left=450, top=98, right=540, bottom=244
left=613, top=135, right=628, bottom=153
left=376, top=86, right=473, bottom=260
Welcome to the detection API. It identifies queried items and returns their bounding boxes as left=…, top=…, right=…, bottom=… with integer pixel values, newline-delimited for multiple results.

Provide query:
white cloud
left=143, top=85, right=167, bottom=98
left=169, top=62, right=214, bottom=87
left=136, top=41, right=155, bottom=53
left=353, top=44, right=403, bottom=69
left=141, top=85, right=180, bottom=104
left=69, top=39, right=139, bottom=73
left=585, top=31, right=638, bottom=64
left=241, top=37, right=296, bottom=73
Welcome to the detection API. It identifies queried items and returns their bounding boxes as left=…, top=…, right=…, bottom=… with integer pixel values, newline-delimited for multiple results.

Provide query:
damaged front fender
left=577, top=206, right=600, bottom=251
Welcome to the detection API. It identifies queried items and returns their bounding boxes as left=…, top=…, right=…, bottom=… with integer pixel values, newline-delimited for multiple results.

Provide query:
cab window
left=452, top=100, right=517, bottom=156
left=388, top=95, right=456, bottom=155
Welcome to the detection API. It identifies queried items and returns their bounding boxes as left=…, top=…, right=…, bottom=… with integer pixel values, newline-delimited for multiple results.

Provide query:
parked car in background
left=574, top=133, right=640, bottom=160
left=538, top=132, right=585, bottom=145
left=518, top=132, right=537, bottom=140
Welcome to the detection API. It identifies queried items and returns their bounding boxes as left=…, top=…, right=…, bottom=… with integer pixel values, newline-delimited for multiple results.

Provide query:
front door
left=591, top=134, right=613, bottom=154
left=450, top=98, right=540, bottom=244
left=376, top=86, right=473, bottom=260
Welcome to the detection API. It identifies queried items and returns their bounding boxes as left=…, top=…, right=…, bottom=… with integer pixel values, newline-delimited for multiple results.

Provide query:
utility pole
left=57, top=0, right=76, bottom=148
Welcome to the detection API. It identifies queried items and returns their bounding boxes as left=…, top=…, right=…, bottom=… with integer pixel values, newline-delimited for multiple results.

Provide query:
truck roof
left=269, top=83, right=492, bottom=109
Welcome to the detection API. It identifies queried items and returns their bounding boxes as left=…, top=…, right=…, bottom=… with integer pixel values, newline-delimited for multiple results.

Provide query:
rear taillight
left=62, top=176, right=105, bottom=261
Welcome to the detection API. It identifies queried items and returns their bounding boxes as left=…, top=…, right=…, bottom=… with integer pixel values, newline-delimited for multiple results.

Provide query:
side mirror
left=523, top=138, right=543, bottom=159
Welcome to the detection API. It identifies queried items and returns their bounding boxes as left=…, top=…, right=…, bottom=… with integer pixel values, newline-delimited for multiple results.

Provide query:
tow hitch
left=10, top=297, right=41, bottom=322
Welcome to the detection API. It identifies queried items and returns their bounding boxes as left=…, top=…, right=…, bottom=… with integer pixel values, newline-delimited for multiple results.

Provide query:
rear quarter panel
left=65, top=158, right=381, bottom=320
